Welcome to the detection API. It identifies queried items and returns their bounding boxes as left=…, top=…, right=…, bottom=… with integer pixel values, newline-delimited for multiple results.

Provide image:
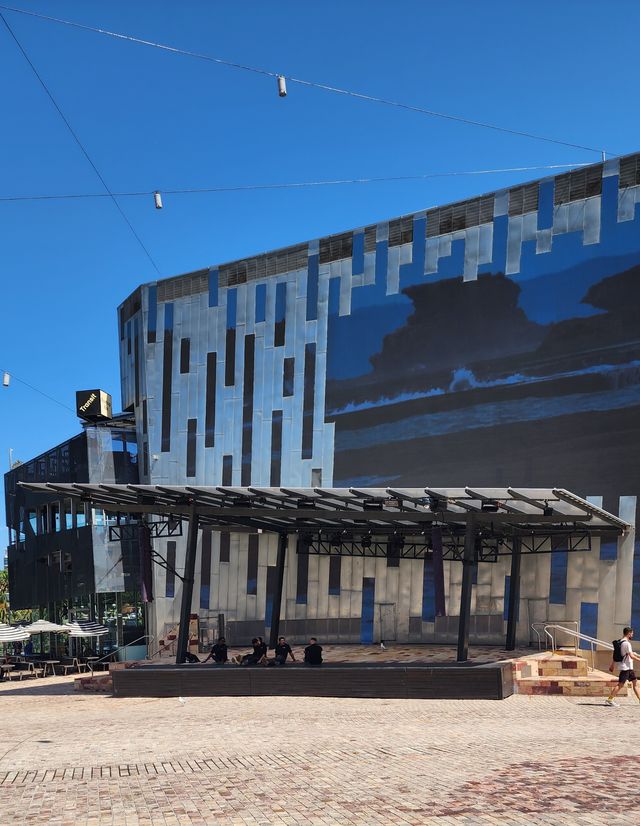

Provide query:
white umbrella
left=23, top=619, right=68, bottom=633
left=0, top=623, right=31, bottom=643
left=62, top=621, right=109, bottom=637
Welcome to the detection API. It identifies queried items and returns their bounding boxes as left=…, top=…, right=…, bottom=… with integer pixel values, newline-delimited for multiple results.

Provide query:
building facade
left=4, top=417, right=145, bottom=654
left=115, top=152, right=640, bottom=649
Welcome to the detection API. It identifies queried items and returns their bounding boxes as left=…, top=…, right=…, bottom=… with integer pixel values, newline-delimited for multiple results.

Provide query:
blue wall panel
left=422, top=558, right=435, bottom=622
left=579, top=602, right=598, bottom=649
left=255, top=283, right=266, bottom=323
left=503, top=575, right=519, bottom=621
left=208, top=268, right=218, bottom=307
left=600, top=541, right=618, bottom=561
left=361, top=577, right=375, bottom=643
left=549, top=551, right=568, bottom=604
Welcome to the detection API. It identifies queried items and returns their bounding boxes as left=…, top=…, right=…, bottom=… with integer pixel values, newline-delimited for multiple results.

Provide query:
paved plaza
left=1, top=660, right=639, bottom=826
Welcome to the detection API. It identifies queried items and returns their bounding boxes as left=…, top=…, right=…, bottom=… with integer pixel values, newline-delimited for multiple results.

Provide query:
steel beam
left=268, top=533, right=288, bottom=649
left=457, top=517, right=477, bottom=662
left=175, top=507, right=199, bottom=665
left=505, top=537, right=522, bottom=650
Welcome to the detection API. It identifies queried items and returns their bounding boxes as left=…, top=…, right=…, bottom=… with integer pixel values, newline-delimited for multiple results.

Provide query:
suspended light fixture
left=277, top=75, right=287, bottom=97
left=2, top=372, right=9, bottom=387
left=154, top=191, right=163, bottom=209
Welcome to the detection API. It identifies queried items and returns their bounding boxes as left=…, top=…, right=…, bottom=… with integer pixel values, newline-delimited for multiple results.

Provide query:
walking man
left=606, top=627, right=640, bottom=706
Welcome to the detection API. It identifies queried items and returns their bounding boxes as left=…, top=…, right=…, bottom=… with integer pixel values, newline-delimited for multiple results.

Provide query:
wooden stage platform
left=111, top=661, right=514, bottom=700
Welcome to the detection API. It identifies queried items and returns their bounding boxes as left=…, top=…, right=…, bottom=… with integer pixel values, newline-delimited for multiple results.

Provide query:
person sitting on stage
left=184, top=650, right=200, bottom=663
left=303, top=637, right=323, bottom=667
left=257, top=636, right=268, bottom=659
left=202, top=637, right=228, bottom=664
left=234, top=638, right=265, bottom=666
left=273, top=636, right=295, bottom=666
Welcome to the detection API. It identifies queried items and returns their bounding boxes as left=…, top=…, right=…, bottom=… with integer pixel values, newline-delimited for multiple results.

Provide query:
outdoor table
left=41, top=660, right=60, bottom=677
left=1, top=663, right=15, bottom=681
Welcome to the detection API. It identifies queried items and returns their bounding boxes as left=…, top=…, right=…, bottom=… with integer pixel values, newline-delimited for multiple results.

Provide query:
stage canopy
left=18, top=483, right=631, bottom=662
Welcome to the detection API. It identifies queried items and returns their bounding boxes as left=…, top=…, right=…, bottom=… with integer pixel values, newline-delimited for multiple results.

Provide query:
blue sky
left=1, top=0, right=639, bottom=543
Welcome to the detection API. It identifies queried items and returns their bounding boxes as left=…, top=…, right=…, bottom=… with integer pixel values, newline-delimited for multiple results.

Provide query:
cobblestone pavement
left=1, top=674, right=639, bottom=825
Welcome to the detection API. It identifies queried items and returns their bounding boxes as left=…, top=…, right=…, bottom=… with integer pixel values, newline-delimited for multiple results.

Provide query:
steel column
left=457, top=517, right=477, bottom=662
left=175, top=508, right=199, bottom=664
left=505, top=536, right=522, bottom=651
left=268, top=533, right=288, bottom=649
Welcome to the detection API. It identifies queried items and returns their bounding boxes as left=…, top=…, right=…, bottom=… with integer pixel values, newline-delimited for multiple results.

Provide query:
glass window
left=18, top=506, right=25, bottom=542
left=51, top=502, right=61, bottom=532
left=50, top=550, right=62, bottom=570
left=27, top=508, right=37, bottom=534
left=37, top=458, right=46, bottom=481
left=63, top=552, right=72, bottom=575
left=74, top=501, right=86, bottom=529
left=47, top=450, right=58, bottom=478
left=64, top=499, right=73, bottom=530
left=92, top=509, right=105, bottom=527
left=59, top=444, right=70, bottom=477
left=38, top=505, right=48, bottom=534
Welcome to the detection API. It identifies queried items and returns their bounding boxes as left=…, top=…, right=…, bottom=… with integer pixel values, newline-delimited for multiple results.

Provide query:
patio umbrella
left=62, top=621, right=109, bottom=637
left=0, top=623, right=31, bottom=643
left=23, top=619, right=67, bottom=633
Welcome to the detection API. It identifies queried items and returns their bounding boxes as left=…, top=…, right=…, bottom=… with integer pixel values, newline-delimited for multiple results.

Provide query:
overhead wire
left=0, top=162, right=590, bottom=203
left=0, top=10, right=161, bottom=275
left=0, top=369, right=77, bottom=415
left=0, top=4, right=610, bottom=157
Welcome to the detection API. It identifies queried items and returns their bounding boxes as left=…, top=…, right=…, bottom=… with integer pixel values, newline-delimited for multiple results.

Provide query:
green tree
left=0, top=569, right=30, bottom=624
left=0, top=568, right=9, bottom=624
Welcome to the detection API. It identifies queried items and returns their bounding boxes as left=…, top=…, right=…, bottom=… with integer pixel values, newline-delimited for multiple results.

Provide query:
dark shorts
left=618, top=669, right=637, bottom=683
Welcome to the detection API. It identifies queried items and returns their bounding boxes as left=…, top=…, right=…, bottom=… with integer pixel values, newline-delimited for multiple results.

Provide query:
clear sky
left=1, top=0, right=639, bottom=545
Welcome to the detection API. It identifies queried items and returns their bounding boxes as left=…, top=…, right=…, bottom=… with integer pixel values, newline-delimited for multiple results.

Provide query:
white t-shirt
left=617, top=638, right=633, bottom=671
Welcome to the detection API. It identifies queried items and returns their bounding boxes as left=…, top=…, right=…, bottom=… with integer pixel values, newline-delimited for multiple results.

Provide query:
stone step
left=516, top=669, right=624, bottom=697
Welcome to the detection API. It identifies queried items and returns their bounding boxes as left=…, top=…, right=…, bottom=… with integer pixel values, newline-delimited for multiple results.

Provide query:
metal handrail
left=88, top=634, right=154, bottom=670
left=543, top=624, right=613, bottom=672
left=530, top=621, right=579, bottom=653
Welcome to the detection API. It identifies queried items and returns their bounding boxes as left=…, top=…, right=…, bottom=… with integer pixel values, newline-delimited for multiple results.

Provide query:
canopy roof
left=0, top=623, right=31, bottom=642
left=62, top=621, right=109, bottom=637
left=23, top=619, right=67, bottom=633
left=19, top=483, right=629, bottom=537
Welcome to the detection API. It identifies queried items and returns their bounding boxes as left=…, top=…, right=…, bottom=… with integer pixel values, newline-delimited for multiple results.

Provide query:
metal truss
left=108, top=519, right=183, bottom=542
left=298, top=531, right=593, bottom=560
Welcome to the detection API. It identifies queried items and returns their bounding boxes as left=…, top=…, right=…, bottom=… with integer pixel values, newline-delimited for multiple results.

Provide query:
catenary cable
left=0, top=4, right=610, bottom=157
left=1, top=369, right=77, bottom=414
left=0, top=11, right=161, bottom=275
left=0, top=162, right=589, bottom=203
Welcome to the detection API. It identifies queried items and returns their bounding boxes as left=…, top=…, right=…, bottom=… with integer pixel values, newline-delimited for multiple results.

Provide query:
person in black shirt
left=304, top=637, right=323, bottom=666
left=273, top=636, right=295, bottom=666
left=184, top=650, right=200, bottom=663
left=237, top=638, right=265, bottom=665
left=257, top=637, right=268, bottom=659
left=202, top=637, right=228, bottom=664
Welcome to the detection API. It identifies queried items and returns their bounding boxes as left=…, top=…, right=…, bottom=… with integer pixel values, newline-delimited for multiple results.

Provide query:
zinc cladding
left=120, top=153, right=639, bottom=303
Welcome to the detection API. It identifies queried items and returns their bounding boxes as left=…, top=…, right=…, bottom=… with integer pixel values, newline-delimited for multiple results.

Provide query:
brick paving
left=1, top=667, right=639, bottom=824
